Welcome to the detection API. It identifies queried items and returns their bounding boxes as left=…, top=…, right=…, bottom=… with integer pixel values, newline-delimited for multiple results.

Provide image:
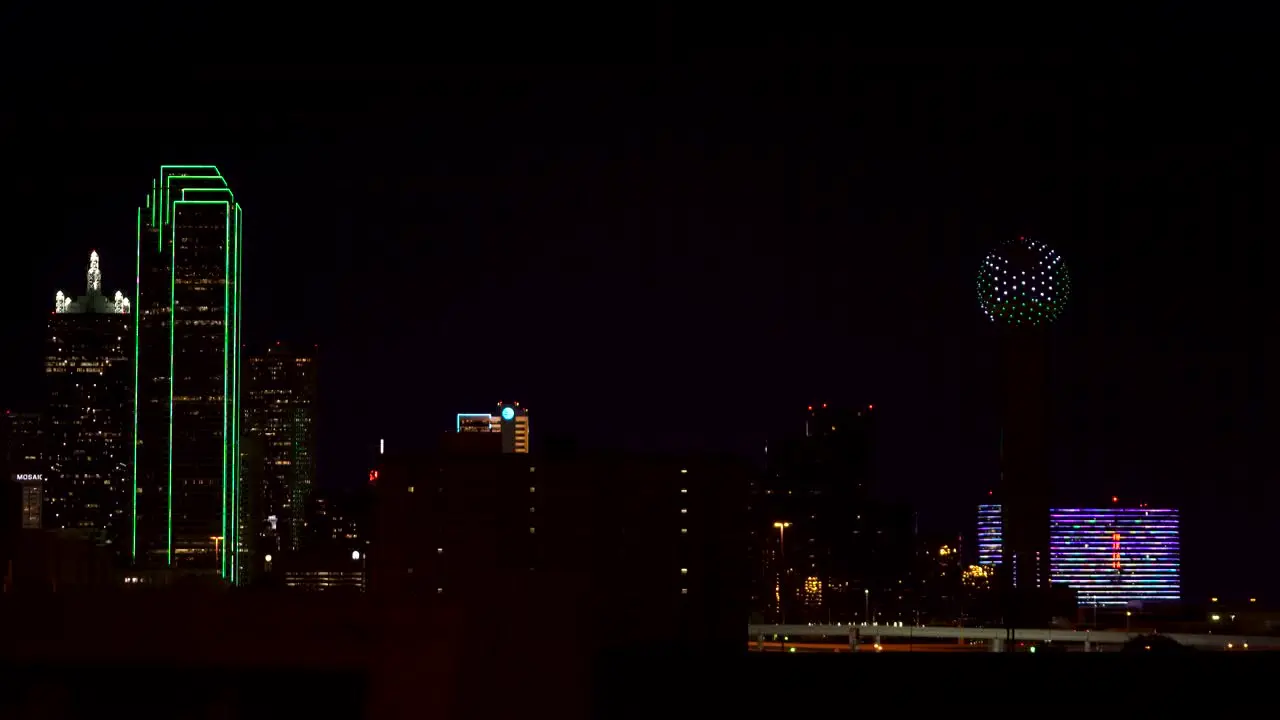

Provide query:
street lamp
left=772, top=522, right=792, bottom=555
left=773, top=522, right=791, bottom=624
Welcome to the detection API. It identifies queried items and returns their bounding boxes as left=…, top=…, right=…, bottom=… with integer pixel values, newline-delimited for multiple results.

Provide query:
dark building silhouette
left=135, top=166, right=244, bottom=579
left=44, top=251, right=132, bottom=553
left=303, top=487, right=370, bottom=553
left=751, top=404, right=913, bottom=624
left=244, top=343, right=317, bottom=558
left=4, top=530, right=118, bottom=592
left=256, top=487, right=371, bottom=592
left=237, top=433, right=266, bottom=584
left=3, top=411, right=44, bottom=532
left=373, top=445, right=747, bottom=656
left=3, top=411, right=44, bottom=585
left=976, top=235, right=1070, bottom=623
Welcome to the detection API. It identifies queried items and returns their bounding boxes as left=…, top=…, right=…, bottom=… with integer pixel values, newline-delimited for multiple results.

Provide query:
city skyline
left=2, top=56, right=1271, bottom=600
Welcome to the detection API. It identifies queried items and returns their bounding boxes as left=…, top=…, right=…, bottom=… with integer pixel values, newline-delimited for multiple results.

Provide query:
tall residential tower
left=45, top=251, right=132, bottom=549
left=134, top=166, right=243, bottom=580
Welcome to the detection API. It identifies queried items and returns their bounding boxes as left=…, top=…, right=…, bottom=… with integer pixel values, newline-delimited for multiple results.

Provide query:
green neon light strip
left=161, top=167, right=225, bottom=227
left=133, top=207, right=141, bottom=562
left=182, top=187, right=233, bottom=199
left=235, top=202, right=243, bottom=583
left=168, top=204, right=176, bottom=564
left=230, top=203, right=241, bottom=584
left=222, top=200, right=229, bottom=578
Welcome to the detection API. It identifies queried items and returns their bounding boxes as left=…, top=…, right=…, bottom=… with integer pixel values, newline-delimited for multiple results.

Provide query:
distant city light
left=352, top=550, right=361, bottom=561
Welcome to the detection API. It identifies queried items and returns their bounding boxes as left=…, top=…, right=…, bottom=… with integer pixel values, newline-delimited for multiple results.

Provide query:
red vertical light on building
left=369, top=470, right=379, bottom=484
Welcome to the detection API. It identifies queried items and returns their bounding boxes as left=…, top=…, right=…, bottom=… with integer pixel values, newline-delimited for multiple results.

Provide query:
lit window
left=529, top=527, right=536, bottom=534
left=436, top=548, right=443, bottom=554
left=680, top=568, right=688, bottom=575
left=437, top=587, right=443, bottom=594
left=680, top=508, right=687, bottom=514
left=408, top=486, right=415, bottom=493
left=681, top=588, right=688, bottom=594
left=529, top=486, right=536, bottom=493
left=680, top=488, right=687, bottom=493
left=680, top=528, right=688, bottom=534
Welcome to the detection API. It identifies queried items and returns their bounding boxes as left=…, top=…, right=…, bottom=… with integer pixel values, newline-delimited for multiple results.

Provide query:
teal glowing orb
left=501, top=407, right=515, bottom=421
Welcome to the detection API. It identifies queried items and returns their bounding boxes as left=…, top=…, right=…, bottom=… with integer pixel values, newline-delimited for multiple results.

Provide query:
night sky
left=2, top=54, right=1274, bottom=600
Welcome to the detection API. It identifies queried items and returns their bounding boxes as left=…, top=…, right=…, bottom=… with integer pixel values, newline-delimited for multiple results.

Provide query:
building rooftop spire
left=87, top=250, right=101, bottom=293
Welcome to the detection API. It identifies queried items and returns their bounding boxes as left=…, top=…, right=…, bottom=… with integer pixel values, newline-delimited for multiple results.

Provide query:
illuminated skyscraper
left=1049, top=507, right=1180, bottom=605
left=134, top=166, right=243, bottom=580
left=976, top=503, right=1181, bottom=606
left=45, top=251, right=132, bottom=549
left=245, top=343, right=317, bottom=558
left=455, top=402, right=531, bottom=454
left=976, top=502, right=1003, bottom=566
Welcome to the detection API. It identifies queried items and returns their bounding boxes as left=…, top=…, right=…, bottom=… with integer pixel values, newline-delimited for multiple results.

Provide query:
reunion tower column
left=976, top=236, right=1071, bottom=624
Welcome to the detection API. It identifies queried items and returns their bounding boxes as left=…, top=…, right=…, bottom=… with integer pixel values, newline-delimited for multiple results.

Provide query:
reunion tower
left=976, top=236, right=1071, bottom=616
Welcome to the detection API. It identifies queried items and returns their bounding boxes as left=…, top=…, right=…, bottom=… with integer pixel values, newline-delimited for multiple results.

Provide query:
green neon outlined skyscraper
left=134, top=166, right=243, bottom=581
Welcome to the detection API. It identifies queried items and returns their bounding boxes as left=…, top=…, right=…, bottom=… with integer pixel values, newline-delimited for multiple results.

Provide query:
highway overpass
left=748, top=623, right=1278, bottom=651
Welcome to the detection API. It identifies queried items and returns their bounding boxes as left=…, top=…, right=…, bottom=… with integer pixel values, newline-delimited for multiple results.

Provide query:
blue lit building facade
left=976, top=504, right=1181, bottom=606
left=976, top=503, right=1002, bottom=566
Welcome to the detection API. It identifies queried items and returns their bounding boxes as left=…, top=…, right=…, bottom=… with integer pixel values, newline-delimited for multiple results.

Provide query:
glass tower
left=245, top=343, right=317, bottom=558
left=134, top=166, right=243, bottom=580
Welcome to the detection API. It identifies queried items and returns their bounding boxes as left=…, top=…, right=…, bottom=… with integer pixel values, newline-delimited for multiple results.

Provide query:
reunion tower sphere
left=976, top=236, right=1071, bottom=327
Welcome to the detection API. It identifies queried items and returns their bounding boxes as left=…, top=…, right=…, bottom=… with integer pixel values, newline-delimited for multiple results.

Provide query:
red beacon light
left=1112, top=496, right=1118, bottom=503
